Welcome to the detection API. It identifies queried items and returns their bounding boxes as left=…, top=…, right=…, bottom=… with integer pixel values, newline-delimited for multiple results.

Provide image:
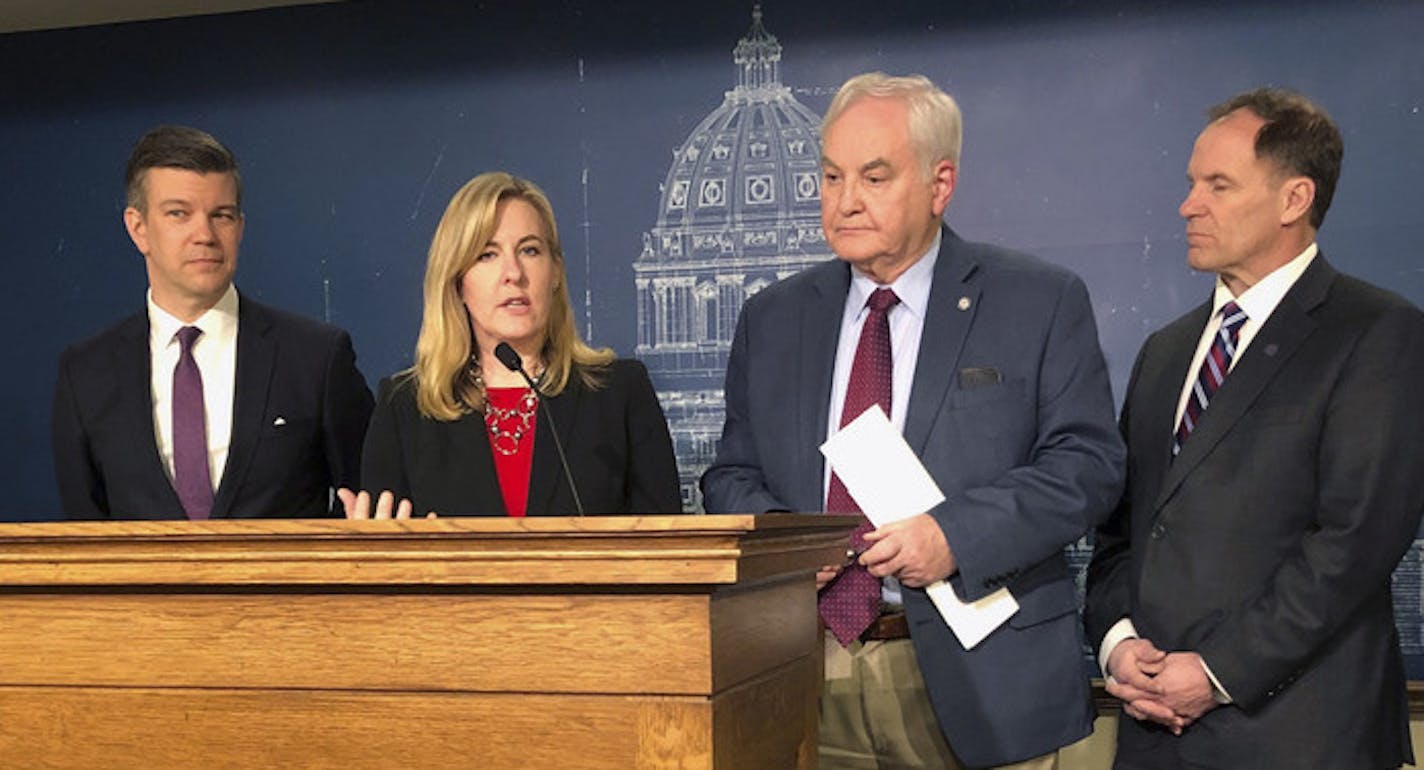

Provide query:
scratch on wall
left=580, top=162, right=593, bottom=340
left=410, top=149, right=446, bottom=221
left=577, top=56, right=593, bottom=340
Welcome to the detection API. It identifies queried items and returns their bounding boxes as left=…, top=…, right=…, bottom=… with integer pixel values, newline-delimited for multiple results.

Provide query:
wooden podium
left=0, top=515, right=856, bottom=769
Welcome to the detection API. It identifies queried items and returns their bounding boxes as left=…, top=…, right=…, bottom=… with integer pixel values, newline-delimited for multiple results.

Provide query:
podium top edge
left=0, top=513, right=862, bottom=541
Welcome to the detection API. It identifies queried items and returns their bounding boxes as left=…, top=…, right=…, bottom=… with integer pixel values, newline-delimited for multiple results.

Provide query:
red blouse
left=484, top=387, right=538, bottom=517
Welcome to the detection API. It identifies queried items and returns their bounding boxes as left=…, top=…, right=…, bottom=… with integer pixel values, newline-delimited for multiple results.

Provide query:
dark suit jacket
left=1085, top=256, right=1424, bottom=769
left=700, top=226, right=1125, bottom=768
left=52, top=295, right=374, bottom=519
left=360, top=358, right=681, bottom=516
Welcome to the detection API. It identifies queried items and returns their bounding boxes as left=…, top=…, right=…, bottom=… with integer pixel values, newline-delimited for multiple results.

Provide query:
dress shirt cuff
left=1098, top=617, right=1139, bottom=680
left=1199, top=656, right=1234, bottom=704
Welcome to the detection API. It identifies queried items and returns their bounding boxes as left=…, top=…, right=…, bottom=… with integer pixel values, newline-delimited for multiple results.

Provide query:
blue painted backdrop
left=3, top=0, right=1421, bottom=660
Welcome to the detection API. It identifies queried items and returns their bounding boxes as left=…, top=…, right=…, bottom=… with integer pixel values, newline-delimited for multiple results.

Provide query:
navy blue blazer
left=359, top=358, right=681, bottom=516
left=1086, top=256, right=1424, bottom=768
left=52, top=294, right=374, bottom=519
left=701, top=226, right=1124, bottom=767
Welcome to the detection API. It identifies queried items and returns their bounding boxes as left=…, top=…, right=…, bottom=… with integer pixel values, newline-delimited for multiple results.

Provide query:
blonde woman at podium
left=338, top=172, right=680, bottom=519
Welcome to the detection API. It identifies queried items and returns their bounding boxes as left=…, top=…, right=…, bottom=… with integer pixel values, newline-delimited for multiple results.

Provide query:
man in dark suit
left=701, top=73, right=1124, bottom=769
left=52, top=125, right=373, bottom=520
left=1085, top=88, right=1424, bottom=769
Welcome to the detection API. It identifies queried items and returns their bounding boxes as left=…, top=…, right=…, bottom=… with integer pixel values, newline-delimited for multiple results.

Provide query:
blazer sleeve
left=1083, top=340, right=1151, bottom=648
left=1197, top=303, right=1424, bottom=709
left=699, top=301, right=792, bottom=513
left=359, top=377, right=413, bottom=504
left=320, top=330, right=374, bottom=508
left=51, top=347, right=107, bottom=519
left=618, top=360, right=683, bottom=514
left=935, top=273, right=1126, bottom=602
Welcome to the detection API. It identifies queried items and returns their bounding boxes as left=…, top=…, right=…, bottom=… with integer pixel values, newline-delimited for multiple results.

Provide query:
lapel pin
left=273, top=416, right=287, bottom=426
left=1264, top=343, right=1279, bottom=356
left=957, top=296, right=971, bottom=311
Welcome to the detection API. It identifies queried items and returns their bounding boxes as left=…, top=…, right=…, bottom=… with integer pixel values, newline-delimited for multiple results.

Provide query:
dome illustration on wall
left=634, top=6, right=831, bottom=511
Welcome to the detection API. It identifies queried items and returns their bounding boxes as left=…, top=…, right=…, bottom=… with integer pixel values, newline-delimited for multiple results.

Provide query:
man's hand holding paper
left=820, top=404, right=1019, bottom=649
left=861, top=513, right=956, bottom=587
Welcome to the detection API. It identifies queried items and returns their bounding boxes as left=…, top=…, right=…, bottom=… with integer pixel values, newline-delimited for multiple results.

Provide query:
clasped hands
left=335, top=488, right=436, bottom=519
left=1106, top=638, right=1219, bottom=734
left=816, top=513, right=955, bottom=589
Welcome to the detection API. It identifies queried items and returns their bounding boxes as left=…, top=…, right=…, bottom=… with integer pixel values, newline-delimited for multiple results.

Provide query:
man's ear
left=930, top=159, right=957, bottom=217
left=1279, top=175, right=1316, bottom=228
left=123, top=206, right=149, bottom=256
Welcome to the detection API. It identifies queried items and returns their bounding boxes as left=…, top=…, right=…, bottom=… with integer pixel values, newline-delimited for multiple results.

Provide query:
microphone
left=493, top=342, right=585, bottom=516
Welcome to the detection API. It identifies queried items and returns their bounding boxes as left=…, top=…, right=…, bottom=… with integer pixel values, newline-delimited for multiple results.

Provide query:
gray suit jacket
left=1085, top=256, right=1424, bottom=768
left=702, top=226, right=1124, bottom=767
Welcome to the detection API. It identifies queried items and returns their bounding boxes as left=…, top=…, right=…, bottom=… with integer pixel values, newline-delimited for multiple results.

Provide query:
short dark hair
left=124, top=125, right=242, bottom=212
left=1207, top=88, right=1342, bottom=229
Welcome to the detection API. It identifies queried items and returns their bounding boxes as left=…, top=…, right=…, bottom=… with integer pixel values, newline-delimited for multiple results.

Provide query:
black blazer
left=1085, top=256, right=1424, bottom=768
left=360, top=358, right=681, bottom=516
left=52, top=295, right=374, bottom=519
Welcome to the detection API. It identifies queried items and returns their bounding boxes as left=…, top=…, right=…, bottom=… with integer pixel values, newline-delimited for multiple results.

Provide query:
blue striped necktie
left=1173, top=301, right=1248, bottom=456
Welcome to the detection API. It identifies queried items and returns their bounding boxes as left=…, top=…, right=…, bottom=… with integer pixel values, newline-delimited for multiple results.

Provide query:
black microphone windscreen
left=494, top=342, right=522, bottom=373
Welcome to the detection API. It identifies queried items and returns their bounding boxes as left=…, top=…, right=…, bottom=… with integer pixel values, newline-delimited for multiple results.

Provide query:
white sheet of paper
left=819, top=405, right=1019, bottom=649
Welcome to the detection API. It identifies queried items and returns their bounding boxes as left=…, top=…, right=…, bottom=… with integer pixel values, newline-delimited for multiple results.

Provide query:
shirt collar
left=1211, top=242, right=1317, bottom=321
left=148, top=284, right=240, bottom=347
left=847, top=228, right=941, bottom=320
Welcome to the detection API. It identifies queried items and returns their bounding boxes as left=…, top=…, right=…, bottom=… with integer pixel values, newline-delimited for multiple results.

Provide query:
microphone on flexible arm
left=493, top=342, right=585, bottom=516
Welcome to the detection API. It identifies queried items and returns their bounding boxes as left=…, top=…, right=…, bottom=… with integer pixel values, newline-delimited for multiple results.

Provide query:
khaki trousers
left=820, top=635, right=1058, bottom=770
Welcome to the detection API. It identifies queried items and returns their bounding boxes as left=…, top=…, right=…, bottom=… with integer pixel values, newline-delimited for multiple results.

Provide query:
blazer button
left=1150, top=523, right=1166, bottom=540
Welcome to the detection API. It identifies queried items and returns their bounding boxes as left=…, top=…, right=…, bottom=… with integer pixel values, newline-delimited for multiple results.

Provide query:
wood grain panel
left=709, top=576, right=816, bottom=692
left=0, top=687, right=715, bottom=769
left=0, top=593, right=714, bottom=694
left=712, top=655, right=821, bottom=770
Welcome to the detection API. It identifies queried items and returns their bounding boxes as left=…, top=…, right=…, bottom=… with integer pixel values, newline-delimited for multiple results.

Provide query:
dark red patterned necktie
left=1173, top=301, right=1248, bottom=456
left=820, top=288, right=899, bottom=647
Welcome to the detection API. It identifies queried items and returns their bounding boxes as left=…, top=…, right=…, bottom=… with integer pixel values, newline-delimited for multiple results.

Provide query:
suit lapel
left=904, top=227, right=977, bottom=454
left=527, top=384, right=579, bottom=516
left=116, top=314, right=186, bottom=511
left=796, top=262, right=850, bottom=510
left=1154, top=258, right=1335, bottom=511
left=213, top=297, right=275, bottom=518
left=1137, top=303, right=1212, bottom=490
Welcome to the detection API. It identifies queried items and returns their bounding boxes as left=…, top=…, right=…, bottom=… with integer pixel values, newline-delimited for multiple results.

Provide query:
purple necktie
left=172, top=326, right=213, bottom=520
left=820, top=288, right=900, bottom=647
left=1173, top=301, right=1248, bottom=456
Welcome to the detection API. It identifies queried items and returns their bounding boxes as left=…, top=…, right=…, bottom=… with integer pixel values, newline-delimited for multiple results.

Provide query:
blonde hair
left=823, top=72, right=963, bottom=178
left=409, top=171, right=613, bottom=420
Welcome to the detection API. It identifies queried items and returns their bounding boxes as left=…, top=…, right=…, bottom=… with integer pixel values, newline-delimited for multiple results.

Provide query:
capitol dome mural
left=634, top=6, right=832, bottom=509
